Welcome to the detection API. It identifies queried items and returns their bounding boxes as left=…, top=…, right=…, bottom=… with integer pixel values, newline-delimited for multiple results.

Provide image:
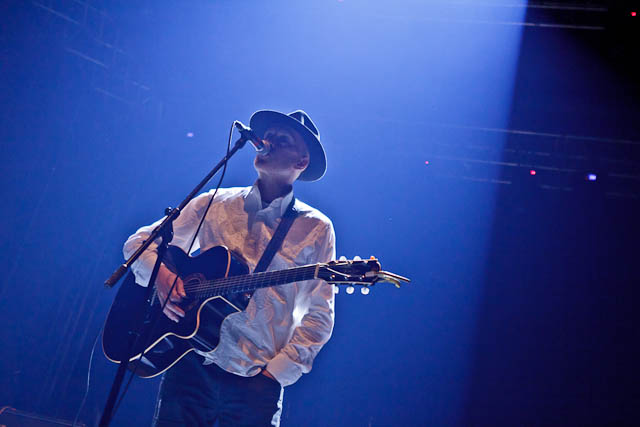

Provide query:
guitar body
left=102, top=245, right=250, bottom=378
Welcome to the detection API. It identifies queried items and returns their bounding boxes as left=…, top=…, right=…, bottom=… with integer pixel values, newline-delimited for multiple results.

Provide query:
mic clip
left=234, top=121, right=269, bottom=155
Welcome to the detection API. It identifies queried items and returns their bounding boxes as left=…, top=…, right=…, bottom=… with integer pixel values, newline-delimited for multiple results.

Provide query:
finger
left=164, top=302, right=184, bottom=321
left=166, top=302, right=185, bottom=318
left=168, top=275, right=184, bottom=302
left=163, top=306, right=179, bottom=322
left=177, top=279, right=187, bottom=298
left=170, top=288, right=183, bottom=303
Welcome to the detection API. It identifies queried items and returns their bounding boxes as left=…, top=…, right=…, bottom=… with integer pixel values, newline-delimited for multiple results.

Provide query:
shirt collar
left=245, top=182, right=294, bottom=218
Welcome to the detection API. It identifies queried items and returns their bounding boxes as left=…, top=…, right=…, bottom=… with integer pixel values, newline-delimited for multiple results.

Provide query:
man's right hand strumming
left=156, top=263, right=187, bottom=322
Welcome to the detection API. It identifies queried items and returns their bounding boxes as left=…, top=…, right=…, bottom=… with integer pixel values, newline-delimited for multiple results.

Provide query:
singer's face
left=254, top=125, right=309, bottom=181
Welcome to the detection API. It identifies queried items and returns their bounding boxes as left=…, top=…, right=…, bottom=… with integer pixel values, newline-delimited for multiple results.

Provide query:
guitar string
left=179, top=267, right=366, bottom=298
left=183, top=266, right=315, bottom=290
left=181, top=266, right=319, bottom=296
left=192, top=266, right=317, bottom=289
left=180, top=276, right=365, bottom=301
left=190, top=277, right=316, bottom=296
left=174, top=264, right=370, bottom=295
left=178, top=262, right=370, bottom=296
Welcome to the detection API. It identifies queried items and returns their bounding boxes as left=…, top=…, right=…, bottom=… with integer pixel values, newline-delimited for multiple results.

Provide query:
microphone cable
left=71, top=325, right=102, bottom=426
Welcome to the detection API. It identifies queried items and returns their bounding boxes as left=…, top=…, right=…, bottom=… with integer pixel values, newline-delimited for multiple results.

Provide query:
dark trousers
left=153, top=352, right=283, bottom=427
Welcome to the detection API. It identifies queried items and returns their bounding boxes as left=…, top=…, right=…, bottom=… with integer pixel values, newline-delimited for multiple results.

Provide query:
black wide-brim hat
left=249, top=109, right=326, bottom=181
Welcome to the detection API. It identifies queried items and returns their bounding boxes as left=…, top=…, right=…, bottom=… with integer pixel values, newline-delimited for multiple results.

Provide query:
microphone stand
left=98, top=134, right=249, bottom=427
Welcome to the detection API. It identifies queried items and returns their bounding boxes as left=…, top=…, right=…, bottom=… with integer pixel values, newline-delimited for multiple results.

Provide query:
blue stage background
left=1, top=1, right=638, bottom=425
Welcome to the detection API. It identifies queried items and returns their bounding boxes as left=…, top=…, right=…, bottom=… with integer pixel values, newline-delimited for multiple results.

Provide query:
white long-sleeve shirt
left=123, top=184, right=336, bottom=387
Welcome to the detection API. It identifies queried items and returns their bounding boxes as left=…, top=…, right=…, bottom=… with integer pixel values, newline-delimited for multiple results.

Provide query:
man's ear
left=294, top=156, right=309, bottom=171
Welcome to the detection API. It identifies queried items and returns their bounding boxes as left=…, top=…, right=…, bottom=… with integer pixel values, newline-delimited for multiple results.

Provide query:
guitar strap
left=252, top=196, right=298, bottom=274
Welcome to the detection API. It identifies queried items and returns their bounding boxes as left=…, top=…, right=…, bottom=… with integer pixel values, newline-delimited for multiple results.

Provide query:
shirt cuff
left=131, top=251, right=158, bottom=287
left=266, top=352, right=302, bottom=387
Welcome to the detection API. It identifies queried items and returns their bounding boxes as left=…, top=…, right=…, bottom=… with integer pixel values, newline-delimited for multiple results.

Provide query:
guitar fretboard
left=190, top=265, right=320, bottom=299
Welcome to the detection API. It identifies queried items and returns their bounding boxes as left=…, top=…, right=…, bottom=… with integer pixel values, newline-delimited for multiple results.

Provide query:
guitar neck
left=192, top=264, right=320, bottom=299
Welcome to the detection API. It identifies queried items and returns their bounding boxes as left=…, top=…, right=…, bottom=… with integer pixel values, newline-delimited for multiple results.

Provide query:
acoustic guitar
left=102, top=244, right=409, bottom=378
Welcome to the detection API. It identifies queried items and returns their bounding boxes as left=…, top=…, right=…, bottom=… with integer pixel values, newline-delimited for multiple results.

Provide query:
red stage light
left=529, top=169, right=536, bottom=176
left=632, top=11, right=637, bottom=16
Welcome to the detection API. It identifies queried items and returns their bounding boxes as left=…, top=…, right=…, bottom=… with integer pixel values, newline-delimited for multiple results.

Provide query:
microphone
left=234, top=121, right=270, bottom=155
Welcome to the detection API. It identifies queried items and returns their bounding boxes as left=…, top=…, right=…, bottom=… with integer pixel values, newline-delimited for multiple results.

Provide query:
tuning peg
left=339, top=255, right=347, bottom=261
left=353, top=256, right=361, bottom=261
left=360, top=287, right=370, bottom=295
left=346, top=285, right=355, bottom=294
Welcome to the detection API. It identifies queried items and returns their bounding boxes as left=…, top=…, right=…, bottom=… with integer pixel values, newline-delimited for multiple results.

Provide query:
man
left=123, top=110, right=336, bottom=426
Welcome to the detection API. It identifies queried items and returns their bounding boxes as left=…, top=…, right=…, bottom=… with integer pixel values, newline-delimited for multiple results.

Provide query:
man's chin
left=254, top=156, right=268, bottom=169
left=254, top=161, right=277, bottom=176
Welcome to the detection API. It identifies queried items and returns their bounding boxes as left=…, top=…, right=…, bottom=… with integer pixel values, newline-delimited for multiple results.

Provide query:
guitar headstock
left=317, top=256, right=410, bottom=295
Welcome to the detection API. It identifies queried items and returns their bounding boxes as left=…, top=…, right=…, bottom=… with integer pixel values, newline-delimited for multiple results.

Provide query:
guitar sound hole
left=184, top=274, right=206, bottom=297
